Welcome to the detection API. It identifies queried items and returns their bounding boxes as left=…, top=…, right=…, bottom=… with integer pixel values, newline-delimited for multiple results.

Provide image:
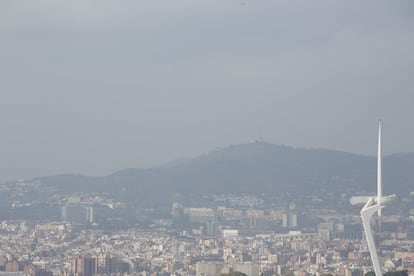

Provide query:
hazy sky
left=0, top=0, right=413, bottom=182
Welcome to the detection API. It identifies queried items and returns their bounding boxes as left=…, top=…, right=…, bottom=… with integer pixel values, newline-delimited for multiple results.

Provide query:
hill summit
left=30, top=142, right=414, bottom=206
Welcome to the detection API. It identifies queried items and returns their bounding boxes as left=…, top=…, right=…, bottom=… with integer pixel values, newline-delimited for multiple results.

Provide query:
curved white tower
left=350, top=121, right=396, bottom=276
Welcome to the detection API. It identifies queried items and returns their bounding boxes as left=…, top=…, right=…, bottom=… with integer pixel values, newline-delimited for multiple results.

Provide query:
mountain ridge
left=22, top=142, right=414, bottom=206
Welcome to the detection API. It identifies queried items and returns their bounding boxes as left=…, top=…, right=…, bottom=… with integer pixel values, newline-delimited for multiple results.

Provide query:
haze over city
left=2, top=2, right=414, bottom=276
left=0, top=0, right=413, bottom=182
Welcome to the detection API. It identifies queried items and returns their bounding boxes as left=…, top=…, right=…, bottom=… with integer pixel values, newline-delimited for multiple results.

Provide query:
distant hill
left=31, top=142, right=414, bottom=206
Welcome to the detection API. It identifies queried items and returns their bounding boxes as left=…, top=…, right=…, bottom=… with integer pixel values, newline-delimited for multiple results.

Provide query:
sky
left=0, top=0, right=413, bottom=182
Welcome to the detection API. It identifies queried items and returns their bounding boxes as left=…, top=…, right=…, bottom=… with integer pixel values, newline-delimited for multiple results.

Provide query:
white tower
left=350, top=121, right=396, bottom=276
left=377, top=121, right=382, bottom=217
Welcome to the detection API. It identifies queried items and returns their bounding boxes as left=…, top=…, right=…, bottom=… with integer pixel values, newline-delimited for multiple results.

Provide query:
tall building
left=233, top=262, right=260, bottom=276
left=71, top=257, right=82, bottom=274
left=97, top=256, right=121, bottom=274
left=196, top=262, right=223, bottom=276
left=86, top=207, right=94, bottom=223
left=206, top=220, right=217, bottom=236
left=82, top=257, right=96, bottom=276
left=61, top=205, right=67, bottom=221
left=172, top=202, right=184, bottom=221
left=5, top=260, right=20, bottom=272
left=289, top=212, right=297, bottom=227
left=71, top=257, right=96, bottom=276
left=282, top=211, right=298, bottom=228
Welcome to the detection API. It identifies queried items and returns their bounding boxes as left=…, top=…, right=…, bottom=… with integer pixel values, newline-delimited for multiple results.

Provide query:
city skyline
left=1, top=1, right=413, bottom=275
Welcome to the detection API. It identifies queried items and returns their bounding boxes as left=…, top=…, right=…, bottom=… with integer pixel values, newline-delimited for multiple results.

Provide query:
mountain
left=30, top=142, right=414, bottom=206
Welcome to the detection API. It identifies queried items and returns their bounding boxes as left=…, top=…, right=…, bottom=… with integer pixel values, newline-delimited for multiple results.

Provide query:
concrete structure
left=86, top=207, right=94, bottom=223
left=350, top=121, right=397, bottom=276
left=196, top=262, right=223, bottom=276
left=223, top=229, right=238, bottom=238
